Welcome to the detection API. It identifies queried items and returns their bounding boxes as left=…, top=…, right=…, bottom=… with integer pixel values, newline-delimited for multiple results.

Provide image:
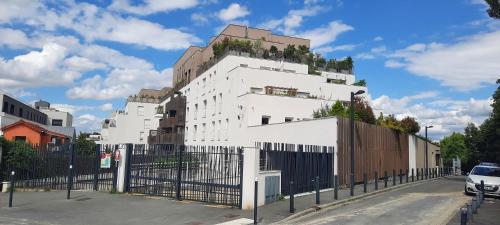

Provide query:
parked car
left=465, top=163, right=500, bottom=197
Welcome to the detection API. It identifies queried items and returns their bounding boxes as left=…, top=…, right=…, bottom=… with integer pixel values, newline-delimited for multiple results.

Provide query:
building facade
left=99, top=89, right=166, bottom=145
left=149, top=92, right=186, bottom=145
left=173, top=24, right=311, bottom=88
left=35, top=100, right=73, bottom=127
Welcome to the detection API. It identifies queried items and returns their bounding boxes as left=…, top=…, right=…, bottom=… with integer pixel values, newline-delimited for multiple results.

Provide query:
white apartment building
left=179, top=54, right=367, bottom=147
left=99, top=96, right=162, bottom=145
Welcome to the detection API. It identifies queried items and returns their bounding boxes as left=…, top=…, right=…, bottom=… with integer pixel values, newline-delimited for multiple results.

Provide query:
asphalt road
left=290, top=176, right=470, bottom=225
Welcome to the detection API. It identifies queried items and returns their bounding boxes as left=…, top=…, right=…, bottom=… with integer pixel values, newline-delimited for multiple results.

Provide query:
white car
left=465, top=163, right=500, bottom=197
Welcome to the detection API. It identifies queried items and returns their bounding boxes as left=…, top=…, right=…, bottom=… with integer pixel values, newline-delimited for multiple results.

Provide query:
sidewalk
left=0, top=176, right=445, bottom=225
left=447, top=197, right=500, bottom=225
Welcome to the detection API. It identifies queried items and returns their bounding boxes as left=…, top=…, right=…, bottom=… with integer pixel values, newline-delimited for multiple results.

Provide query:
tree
left=463, top=123, right=482, bottom=171
left=400, top=116, right=420, bottom=134
left=270, top=45, right=278, bottom=55
left=353, top=97, right=376, bottom=124
left=75, top=132, right=96, bottom=155
left=353, top=79, right=367, bottom=87
left=485, top=0, right=500, bottom=19
left=283, top=44, right=297, bottom=61
left=478, top=79, right=500, bottom=163
left=330, top=100, right=347, bottom=117
left=440, top=133, right=468, bottom=166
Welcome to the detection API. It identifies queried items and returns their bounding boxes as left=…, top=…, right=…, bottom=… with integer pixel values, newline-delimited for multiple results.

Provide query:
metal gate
left=0, top=142, right=116, bottom=192
left=259, top=142, right=334, bottom=195
left=127, top=144, right=244, bottom=207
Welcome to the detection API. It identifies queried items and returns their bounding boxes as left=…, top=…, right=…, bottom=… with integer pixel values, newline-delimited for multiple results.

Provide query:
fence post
left=176, top=145, right=184, bottom=201
left=384, top=171, right=388, bottom=188
left=123, top=144, right=133, bottom=193
left=93, top=144, right=100, bottom=191
left=67, top=144, right=75, bottom=200
left=8, top=171, right=15, bottom=207
left=363, top=173, right=367, bottom=193
left=334, top=175, right=338, bottom=200
left=374, top=171, right=378, bottom=190
left=460, top=207, right=468, bottom=225
left=254, top=179, right=258, bottom=224
left=392, top=170, right=396, bottom=186
left=290, top=181, right=295, bottom=213
left=315, top=176, right=320, bottom=204
left=238, top=148, right=244, bottom=209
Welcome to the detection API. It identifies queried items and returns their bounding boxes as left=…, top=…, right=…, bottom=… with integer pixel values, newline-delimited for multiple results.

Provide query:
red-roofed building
left=1, top=120, right=70, bottom=146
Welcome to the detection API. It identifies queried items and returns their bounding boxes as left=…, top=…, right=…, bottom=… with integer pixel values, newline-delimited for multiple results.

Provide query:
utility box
left=258, top=170, right=281, bottom=206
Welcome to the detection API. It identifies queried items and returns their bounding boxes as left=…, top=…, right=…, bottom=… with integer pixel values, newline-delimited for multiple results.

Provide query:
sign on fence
left=101, top=153, right=111, bottom=168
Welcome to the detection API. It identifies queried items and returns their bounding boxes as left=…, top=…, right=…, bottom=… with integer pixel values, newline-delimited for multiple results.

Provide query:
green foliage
left=440, top=133, right=467, bottom=166
left=312, top=98, right=376, bottom=125
left=269, top=45, right=278, bottom=54
left=485, top=0, right=500, bottom=19
left=400, top=116, right=421, bottom=134
left=75, top=132, right=96, bottom=155
left=353, top=79, right=367, bottom=87
left=4, top=140, right=37, bottom=170
left=212, top=37, right=254, bottom=59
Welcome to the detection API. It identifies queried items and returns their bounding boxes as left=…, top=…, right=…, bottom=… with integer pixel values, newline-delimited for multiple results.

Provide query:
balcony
left=159, top=115, right=185, bottom=128
left=148, top=131, right=184, bottom=144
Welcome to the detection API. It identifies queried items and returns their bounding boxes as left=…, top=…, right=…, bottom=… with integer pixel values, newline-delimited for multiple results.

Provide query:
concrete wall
left=41, top=109, right=73, bottom=127
left=410, top=135, right=441, bottom=169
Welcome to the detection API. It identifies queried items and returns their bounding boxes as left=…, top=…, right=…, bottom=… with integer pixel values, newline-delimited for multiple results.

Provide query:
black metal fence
left=259, top=142, right=334, bottom=195
left=0, top=143, right=116, bottom=191
left=127, top=144, right=244, bottom=207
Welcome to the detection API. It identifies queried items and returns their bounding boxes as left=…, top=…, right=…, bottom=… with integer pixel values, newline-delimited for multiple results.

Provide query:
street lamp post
left=424, top=125, right=433, bottom=178
left=350, top=90, right=365, bottom=196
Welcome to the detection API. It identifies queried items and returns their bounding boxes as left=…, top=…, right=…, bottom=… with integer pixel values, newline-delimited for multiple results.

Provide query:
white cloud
left=385, top=31, right=500, bottom=91
left=51, top=104, right=94, bottom=115
left=64, top=56, right=107, bottom=72
left=100, top=103, right=113, bottom=111
left=259, top=6, right=325, bottom=35
left=0, top=28, right=30, bottom=49
left=108, top=0, right=199, bottom=15
left=74, top=113, right=102, bottom=133
left=314, top=44, right=357, bottom=55
left=66, top=68, right=172, bottom=100
left=355, top=53, right=375, bottom=60
left=371, top=92, right=492, bottom=139
left=384, top=60, right=405, bottom=68
left=373, top=36, right=383, bottom=41
left=217, top=3, right=250, bottom=22
left=0, top=1, right=201, bottom=51
left=0, top=43, right=82, bottom=89
left=191, top=13, right=209, bottom=25
left=297, top=21, right=354, bottom=49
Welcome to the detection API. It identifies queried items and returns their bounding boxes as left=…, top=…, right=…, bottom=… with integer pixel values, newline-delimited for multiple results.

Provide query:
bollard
left=254, top=179, right=258, bottom=224
left=334, top=175, right=338, bottom=200
left=315, top=176, right=320, bottom=205
left=480, top=180, right=485, bottom=203
left=350, top=173, right=354, bottom=196
left=421, top=168, right=424, bottom=180
left=406, top=169, right=409, bottom=183
left=67, top=144, right=75, bottom=200
left=374, top=171, right=378, bottom=190
left=392, top=170, right=396, bottom=186
left=399, top=169, right=403, bottom=184
left=467, top=203, right=473, bottom=221
left=472, top=197, right=478, bottom=214
left=384, top=171, right=388, bottom=188
left=460, top=207, right=468, bottom=225
left=416, top=168, right=419, bottom=181
left=363, top=173, right=367, bottom=193
left=9, top=171, right=15, bottom=208
left=289, top=181, right=295, bottom=213
left=412, top=169, right=414, bottom=182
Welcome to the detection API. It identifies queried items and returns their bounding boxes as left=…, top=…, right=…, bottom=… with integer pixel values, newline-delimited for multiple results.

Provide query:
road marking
left=216, top=218, right=254, bottom=225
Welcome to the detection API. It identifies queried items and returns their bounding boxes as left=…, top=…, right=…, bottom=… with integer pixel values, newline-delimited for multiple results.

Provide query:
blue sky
left=0, top=0, right=498, bottom=139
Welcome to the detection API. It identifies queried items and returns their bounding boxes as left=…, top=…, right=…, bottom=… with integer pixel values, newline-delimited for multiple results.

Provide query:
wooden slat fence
left=337, top=118, right=409, bottom=186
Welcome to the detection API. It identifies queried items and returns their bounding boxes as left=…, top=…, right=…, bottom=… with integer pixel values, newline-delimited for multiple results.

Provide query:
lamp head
left=427, top=125, right=434, bottom=128
left=354, top=90, right=365, bottom=95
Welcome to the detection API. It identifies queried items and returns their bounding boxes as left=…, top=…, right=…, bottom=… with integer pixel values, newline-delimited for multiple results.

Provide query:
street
left=289, top=176, right=470, bottom=225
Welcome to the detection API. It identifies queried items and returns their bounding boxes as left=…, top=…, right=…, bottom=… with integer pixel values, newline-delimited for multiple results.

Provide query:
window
left=211, top=121, right=215, bottom=141
left=137, top=106, right=144, bottom=116
left=194, top=104, right=198, bottom=120
left=213, top=96, right=216, bottom=115
left=193, top=125, right=198, bottom=141
left=186, top=107, right=189, bottom=121
left=52, top=119, right=63, bottom=126
left=203, top=100, right=207, bottom=118
left=2, top=102, right=7, bottom=112
left=139, top=131, right=144, bottom=141
left=15, top=136, right=26, bottom=142
left=144, top=119, right=151, bottom=129
left=10, top=105, right=14, bottom=114
left=202, top=123, right=206, bottom=141
left=218, top=120, right=222, bottom=141
left=219, top=93, right=222, bottom=114
left=203, top=78, right=206, bottom=88
left=19, top=108, right=23, bottom=117
left=285, top=117, right=293, bottom=122
left=262, top=116, right=270, bottom=125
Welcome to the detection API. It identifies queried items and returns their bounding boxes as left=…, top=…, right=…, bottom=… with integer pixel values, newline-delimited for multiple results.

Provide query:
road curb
left=274, top=176, right=448, bottom=224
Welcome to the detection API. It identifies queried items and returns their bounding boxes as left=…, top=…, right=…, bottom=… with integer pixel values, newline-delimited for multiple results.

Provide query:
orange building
left=1, top=120, right=69, bottom=146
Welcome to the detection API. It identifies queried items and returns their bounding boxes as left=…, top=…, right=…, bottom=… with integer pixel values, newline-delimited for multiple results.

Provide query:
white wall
left=41, top=109, right=73, bottom=127
left=408, top=135, right=417, bottom=174
left=181, top=55, right=366, bottom=148
left=99, top=101, right=161, bottom=145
